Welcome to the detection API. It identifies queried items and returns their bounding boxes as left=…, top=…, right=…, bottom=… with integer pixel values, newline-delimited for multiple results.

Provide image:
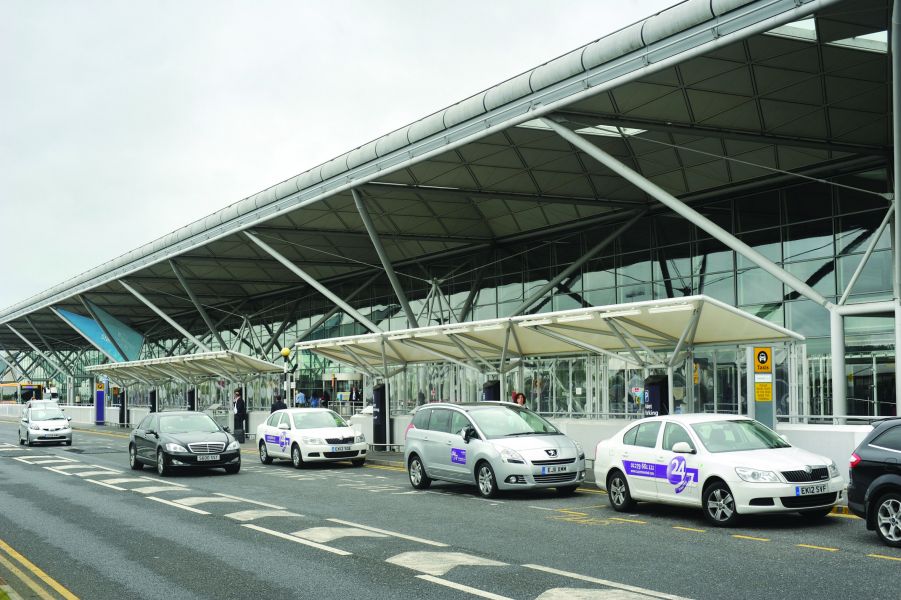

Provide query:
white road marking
left=225, top=509, right=303, bottom=522
left=536, top=589, right=652, bottom=599
left=138, top=476, right=187, bottom=487
left=43, top=467, right=76, bottom=476
left=86, top=479, right=126, bottom=491
left=14, top=456, right=77, bottom=465
left=416, top=575, right=513, bottom=600
left=523, top=565, right=693, bottom=600
left=327, top=519, right=449, bottom=547
left=242, top=524, right=351, bottom=556
left=99, top=478, right=152, bottom=485
left=386, top=551, right=506, bottom=576
left=73, top=470, right=122, bottom=477
left=131, top=486, right=187, bottom=494
left=529, top=506, right=557, bottom=511
left=42, top=464, right=89, bottom=471
left=172, top=497, right=242, bottom=507
left=469, top=497, right=505, bottom=505
left=147, top=496, right=210, bottom=515
left=213, top=493, right=285, bottom=509
left=291, top=527, right=387, bottom=544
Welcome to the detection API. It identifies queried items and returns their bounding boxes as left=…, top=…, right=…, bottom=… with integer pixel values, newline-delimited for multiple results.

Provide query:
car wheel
left=607, top=470, right=635, bottom=512
left=129, top=445, right=143, bottom=471
left=799, top=506, right=832, bottom=521
left=259, top=442, right=273, bottom=465
left=408, top=455, right=431, bottom=490
left=703, top=481, right=738, bottom=527
left=476, top=461, right=498, bottom=498
left=24, top=433, right=31, bottom=447
left=18, top=433, right=24, bottom=446
left=291, top=444, right=304, bottom=469
left=225, top=463, right=241, bottom=475
left=874, top=492, right=901, bottom=547
left=156, top=450, right=169, bottom=477
left=352, top=459, right=365, bottom=468
left=556, top=485, right=579, bottom=497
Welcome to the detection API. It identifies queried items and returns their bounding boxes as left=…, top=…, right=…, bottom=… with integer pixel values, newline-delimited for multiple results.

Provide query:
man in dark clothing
left=233, top=389, right=247, bottom=432
left=270, top=393, right=287, bottom=413
left=321, top=390, right=330, bottom=409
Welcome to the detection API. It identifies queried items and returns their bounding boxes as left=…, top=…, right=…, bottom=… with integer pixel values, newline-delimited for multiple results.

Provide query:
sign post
left=752, top=347, right=774, bottom=428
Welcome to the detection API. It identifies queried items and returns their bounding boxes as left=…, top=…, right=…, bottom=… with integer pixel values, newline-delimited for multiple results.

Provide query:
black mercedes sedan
left=848, top=417, right=901, bottom=547
left=129, top=411, right=241, bottom=476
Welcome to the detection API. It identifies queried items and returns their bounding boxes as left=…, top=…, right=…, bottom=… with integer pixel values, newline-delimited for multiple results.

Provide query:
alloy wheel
left=876, top=497, right=901, bottom=543
left=410, top=459, right=422, bottom=486
left=707, top=488, right=735, bottom=522
left=610, top=477, right=626, bottom=507
left=478, top=465, right=494, bottom=496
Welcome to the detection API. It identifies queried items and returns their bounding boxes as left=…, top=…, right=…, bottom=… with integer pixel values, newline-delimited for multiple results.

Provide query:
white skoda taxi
left=594, top=414, right=844, bottom=526
left=256, top=408, right=366, bottom=468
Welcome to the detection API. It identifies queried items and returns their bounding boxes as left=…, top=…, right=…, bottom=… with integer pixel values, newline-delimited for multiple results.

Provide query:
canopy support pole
left=534, top=325, right=641, bottom=367
left=893, top=0, right=901, bottom=417
left=23, top=315, right=73, bottom=378
left=0, top=344, right=33, bottom=380
left=296, top=274, right=380, bottom=344
left=119, top=280, right=211, bottom=352
left=830, top=310, right=846, bottom=424
left=352, top=188, right=419, bottom=328
left=169, top=260, right=226, bottom=349
left=839, top=206, right=894, bottom=305
left=244, top=231, right=380, bottom=333
left=6, top=325, right=68, bottom=379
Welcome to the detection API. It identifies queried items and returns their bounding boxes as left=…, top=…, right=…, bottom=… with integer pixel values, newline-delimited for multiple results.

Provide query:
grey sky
left=1, top=0, right=674, bottom=311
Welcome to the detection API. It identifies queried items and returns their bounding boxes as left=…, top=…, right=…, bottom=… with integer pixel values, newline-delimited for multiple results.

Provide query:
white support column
left=830, top=310, right=846, bottom=424
left=352, top=189, right=419, bottom=328
left=893, top=0, right=901, bottom=413
left=244, top=231, right=381, bottom=333
left=119, top=280, right=211, bottom=352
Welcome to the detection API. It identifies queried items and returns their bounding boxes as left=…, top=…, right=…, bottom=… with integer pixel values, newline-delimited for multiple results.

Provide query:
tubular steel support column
left=6, top=324, right=69, bottom=379
left=352, top=189, right=419, bottom=328
left=244, top=231, right=381, bottom=333
left=513, top=209, right=646, bottom=316
left=540, top=117, right=832, bottom=309
left=169, top=260, right=226, bottom=349
left=296, top=273, right=380, bottom=343
left=894, top=0, right=901, bottom=414
left=119, top=280, right=211, bottom=352
left=830, top=310, right=846, bottom=424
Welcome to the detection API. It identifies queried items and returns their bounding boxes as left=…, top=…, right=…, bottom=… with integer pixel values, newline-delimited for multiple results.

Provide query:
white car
left=594, top=414, right=844, bottom=526
left=256, top=408, right=367, bottom=468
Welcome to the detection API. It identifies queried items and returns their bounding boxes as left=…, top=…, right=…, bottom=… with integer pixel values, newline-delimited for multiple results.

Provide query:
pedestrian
left=310, top=390, right=320, bottom=408
left=294, top=389, right=306, bottom=407
left=321, top=389, right=331, bottom=409
left=513, top=392, right=526, bottom=406
left=271, top=393, right=287, bottom=413
left=233, top=389, right=247, bottom=432
left=350, top=384, right=362, bottom=404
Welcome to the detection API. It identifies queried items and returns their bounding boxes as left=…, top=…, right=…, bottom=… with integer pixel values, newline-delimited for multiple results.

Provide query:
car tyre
left=556, top=485, right=579, bottom=497
left=703, top=481, right=739, bottom=527
left=476, top=461, right=498, bottom=499
left=24, top=433, right=31, bottom=447
left=408, top=455, right=431, bottom=490
left=291, top=444, right=304, bottom=469
left=259, top=442, right=273, bottom=465
left=607, top=470, right=636, bottom=512
left=799, top=506, right=832, bottom=521
left=156, top=450, right=170, bottom=477
left=129, top=445, right=143, bottom=470
left=874, top=492, right=901, bottom=548
left=225, top=462, right=241, bottom=475
left=352, top=458, right=365, bottom=468
left=18, top=434, right=24, bottom=446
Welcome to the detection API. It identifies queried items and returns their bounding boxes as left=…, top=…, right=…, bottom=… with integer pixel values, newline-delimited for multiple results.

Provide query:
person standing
left=349, top=385, right=361, bottom=404
left=271, top=393, right=287, bottom=413
left=233, top=389, right=247, bottom=432
left=321, top=389, right=331, bottom=409
left=513, top=392, right=526, bottom=406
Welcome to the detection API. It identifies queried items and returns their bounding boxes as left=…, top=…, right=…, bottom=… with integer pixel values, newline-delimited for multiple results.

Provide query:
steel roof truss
left=169, top=260, right=227, bottom=348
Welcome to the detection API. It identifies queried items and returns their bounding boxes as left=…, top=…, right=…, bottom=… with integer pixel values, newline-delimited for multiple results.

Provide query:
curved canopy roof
left=84, top=351, right=282, bottom=386
left=0, top=0, right=888, bottom=354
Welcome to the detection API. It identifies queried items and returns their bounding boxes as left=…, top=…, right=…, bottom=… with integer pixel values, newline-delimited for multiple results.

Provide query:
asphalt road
left=0, top=421, right=899, bottom=600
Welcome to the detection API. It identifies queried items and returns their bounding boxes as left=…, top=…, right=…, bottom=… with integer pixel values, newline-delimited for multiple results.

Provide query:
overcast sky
left=1, top=0, right=674, bottom=312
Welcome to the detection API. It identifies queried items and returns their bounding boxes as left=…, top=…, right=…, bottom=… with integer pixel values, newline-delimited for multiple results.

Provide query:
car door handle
left=445, top=440, right=452, bottom=446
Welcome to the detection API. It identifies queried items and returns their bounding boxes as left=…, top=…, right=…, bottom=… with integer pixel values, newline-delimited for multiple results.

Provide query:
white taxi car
left=256, top=408, right=366, bottom=468
left=594, top=414, right=844, bottom=526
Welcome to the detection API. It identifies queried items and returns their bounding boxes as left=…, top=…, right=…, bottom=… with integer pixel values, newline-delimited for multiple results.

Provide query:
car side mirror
left=463, top=426, right=478, bottom=443
left=67, top=417, right=72, bottom=422
left=147, top=430, right=157, bottom=437
left=672, top=441, right=695, bottom=454
left=278, top=422, right=290, bottom=431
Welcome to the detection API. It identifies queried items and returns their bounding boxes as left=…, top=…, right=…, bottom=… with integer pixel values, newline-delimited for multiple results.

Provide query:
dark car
left=128, top=411, right=241, bottom=476
left=848, top=417, right=901, bottom=547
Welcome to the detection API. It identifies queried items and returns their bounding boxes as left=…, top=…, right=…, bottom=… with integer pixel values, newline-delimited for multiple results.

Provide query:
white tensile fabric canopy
left=296, top=295, right=803, bottom=374
left=84, top=350, right=282, bottom=386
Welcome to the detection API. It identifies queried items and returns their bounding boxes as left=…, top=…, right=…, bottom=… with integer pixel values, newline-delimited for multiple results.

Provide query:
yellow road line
left=867, top=553, right=901, bottom=562
left=797, top=544, right=839, bottom=552
left=609, top=517, right=646, bottom=524
left=556, top=509, right=589, bottom=517
left=576, top=488, right=606, bottom=495
left=828, top=512, right=860, bottom=520
left=0, top=552, right=54, bottom=600
left=673, top=526, right=705, bottom=533
left=364, top=464, right=405, bottom=472
left=75, top=429, right=129, bottom=440
left=0, top=538, right=79, bottom=600
left=732, top=534, right=770, bottom=542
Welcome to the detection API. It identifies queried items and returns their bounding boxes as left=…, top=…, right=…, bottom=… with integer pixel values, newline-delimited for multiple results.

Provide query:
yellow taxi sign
left=753, top=347, right=772, bottom=373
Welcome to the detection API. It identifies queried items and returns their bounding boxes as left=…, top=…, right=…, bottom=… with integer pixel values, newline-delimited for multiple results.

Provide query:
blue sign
left=451, top=448, right=467, bottom=464
left=623, top=458, right=698, bottom=494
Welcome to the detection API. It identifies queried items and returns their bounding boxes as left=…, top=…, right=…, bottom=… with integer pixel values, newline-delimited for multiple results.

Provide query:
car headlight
left=354, top=434, right=365, bottom=443
left=572, top=440, right=585, bottom=460
left=499, top=447, right=525, bottom=464
left=226, top=440, right=240, bottom=451
left=828, top=461, right=839, bottom=478
left=735, top=467, right=780, bottom=483
left=29, top=423, right=40, bottom=430
left=164, top=443, right=187, bottom=453
left=302, top=437, right=325, bottom=445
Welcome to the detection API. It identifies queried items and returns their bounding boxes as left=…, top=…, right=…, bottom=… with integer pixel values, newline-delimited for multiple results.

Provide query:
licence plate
left=541, top=465, right=567, bottom=474
left=795, top=484, right=827, bottom=496
left=331, top=446, right=351, bottom=452
left=196, top=454, right=220, bottom=462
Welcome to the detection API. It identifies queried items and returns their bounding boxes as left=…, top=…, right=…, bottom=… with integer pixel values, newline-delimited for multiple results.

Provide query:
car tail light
left=404, top=422, right=415, bottom=440
left=849, top=453, right=861, bottom=469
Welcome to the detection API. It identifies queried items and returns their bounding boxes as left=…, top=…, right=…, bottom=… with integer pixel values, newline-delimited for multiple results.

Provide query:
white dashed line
left=523, top=564, right=692, bottom=600
left=172, top=497, right=243, bottom=507
left=213, top=493, right=285, bottom=509
left=415, top=575, right=513, bottom=600
left=86, top=479, right=126, bottom=491
left=138, top=476, right=187, bottom=487
left=327, top=519, right=448, bottom=547
left=147, top=496, right=210, bottom=515
left=241, top=524, right=351, bottom=556
left=130, top=486, right=187, bottom=495
left=225, top=509, right=303, bottom=522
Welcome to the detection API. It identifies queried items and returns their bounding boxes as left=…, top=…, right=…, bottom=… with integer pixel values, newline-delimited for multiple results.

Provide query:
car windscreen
left=690, top=419, right=790, bottom=453
left=293, top=411, right=347, bottom=429
left=159, top=414, right=220, bottom=434
left=468, top=406, right=560, bottom=439
left=31, top=409, right=66, bottom=421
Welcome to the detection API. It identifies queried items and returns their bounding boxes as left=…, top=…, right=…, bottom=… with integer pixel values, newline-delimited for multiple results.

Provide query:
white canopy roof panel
left=85, top=350, right=282, bottom=386
left=296, top=295, right=803, bottom=372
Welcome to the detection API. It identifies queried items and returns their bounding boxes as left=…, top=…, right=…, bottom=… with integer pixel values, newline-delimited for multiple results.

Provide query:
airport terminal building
left=0, top=0, right=898, bottom=454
